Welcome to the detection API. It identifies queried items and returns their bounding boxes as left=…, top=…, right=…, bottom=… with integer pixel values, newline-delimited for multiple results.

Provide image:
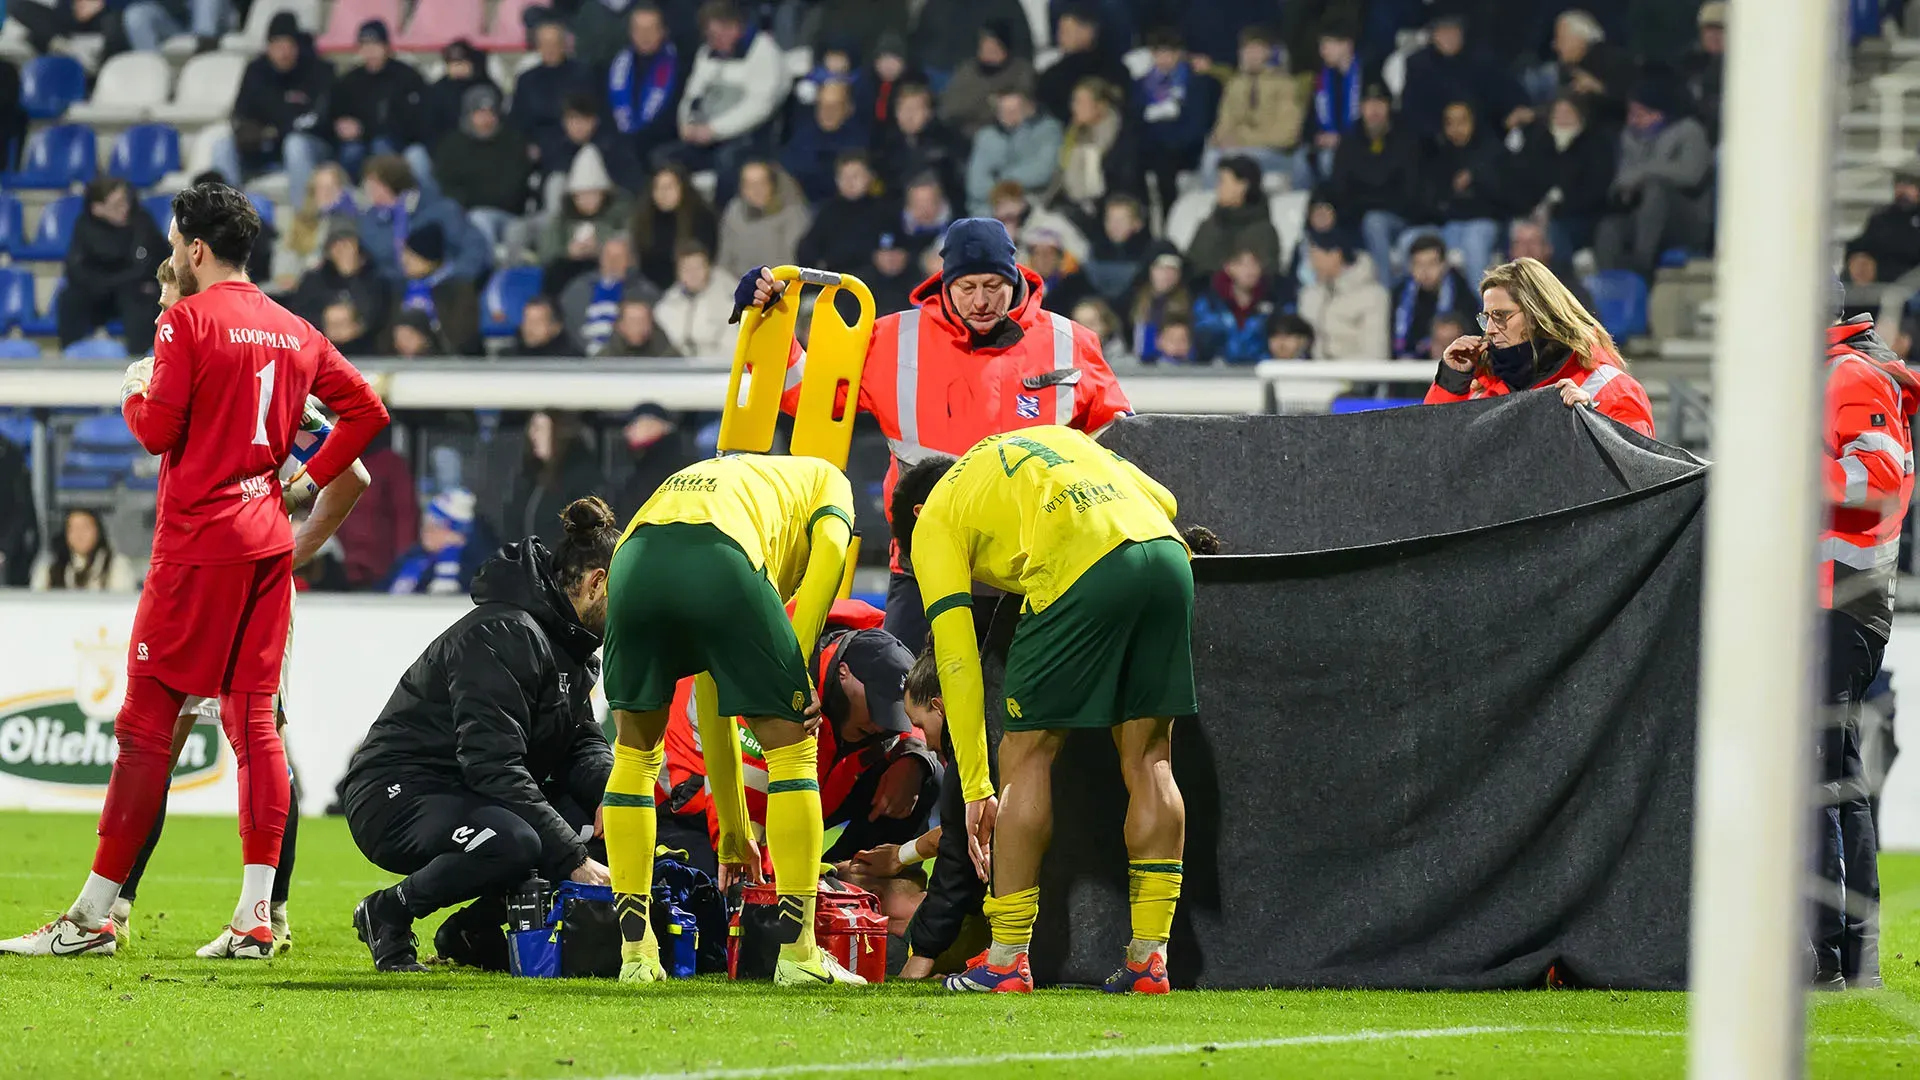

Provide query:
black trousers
left=1815, top=610, right=1884, bottom=983
left=345, top=774, right=599, bottom=919
left=57, top=276, right=158, bottom=353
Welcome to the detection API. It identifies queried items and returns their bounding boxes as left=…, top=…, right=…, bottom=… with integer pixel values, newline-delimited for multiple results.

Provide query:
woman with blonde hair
left=286, top=163, right=356, bottom=263
left=1426, top=256, right=1655, bottom=437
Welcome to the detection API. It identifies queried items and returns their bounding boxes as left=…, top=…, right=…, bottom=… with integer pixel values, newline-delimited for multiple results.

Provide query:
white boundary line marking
left=593, top=1024, right=1920, bottom=1080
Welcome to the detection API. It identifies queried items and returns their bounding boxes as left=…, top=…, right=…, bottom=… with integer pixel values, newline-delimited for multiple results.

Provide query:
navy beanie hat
left=939, top=217, right=1019, bottom=288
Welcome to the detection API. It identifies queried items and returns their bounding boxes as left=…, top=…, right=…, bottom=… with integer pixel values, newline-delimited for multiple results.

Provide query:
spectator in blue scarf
left=561, top=234, right=661, bottom=354
left=387, top=489, right=486, bottom=596
left=393, top=223, right=483, bottom=357
left=1305, top=18, right=1366, bottom=180
left=1389, top=234, right=1475, bottom=359
left=1134, top=27, right=1218, bottom=220
left=603, top=3, right=684, bottom=169
left=359, top=154, right=492, bottom=286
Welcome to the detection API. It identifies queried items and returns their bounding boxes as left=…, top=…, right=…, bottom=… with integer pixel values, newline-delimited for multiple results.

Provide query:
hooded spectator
left=1134, top=27, right=1219, bottom=206
left=561, top=235, right=661, bottom=353
left=423, top=40, right=500, bottom=146
left=1050, top=77, right=1141, bottom=221
left=434, top=84, right=536, bottom=247
left=600, top=4, right=685, bottom=167
left=1595, top=77, right=1714, bottom=279
left=965, top=89, right=1063, bottom=215
left=799, top=152, right=894, bottom=273
left=1681, top=2, right=1727, bottom=142
left=1419, top=100, right=1509, bottom=280
left=359, top=154, right=492, bottom=285
left=1194, top=246, right=1289, bottom=364
left=59, top=178, right=165, bottom=354
left=718, top=160, right=811, bottom=278
left=1204, top=24, right=1310, bottom=193
left=1330, top=84, right=1421, bottom=284
left=1083, top=194, right=1154, bottom=302
left=1036, top=6, right=1131, bottom=124
left=1298, top=229, right=1390, bottom=359
left=898, top=172, right=954, bottom=252
left=667, top=0, right=791, bottom=205
left=1130, top=248, right=1195, bottom=362
left=514, top=15, right=594, bottom=170
left=1534, top=94, right=1616, bottom=259
left=940, top=22, right=1037, bottom=138
left=311, top=19, right=428, bottom=179
left=507, top=295, right=579, bottom=357
left=541, top=145, right=638, bottom=293
left=631, top=163, right=720, bottom=291
left=864, top=31, right=924, bottom=129
left=614, top=403, right=699, bottom=513
left=500, top=410, right=609, bottom=549
left=782, top=79, right=872, bottom=202
left=654, top=242, right=737, bottom=356
left=1399, top=10, right=1526, bottom=140
left=393, top=222, right=483, bottom=357
left=1185, top=155, right=1282, bottom=280
left=865, top=232, right=918, bottom=315
left=874, top=83, right=967, bottom=209
left=1533, top=9, right=1632, bottom=130
left=223, top=12, right=332, bottom=183
left=1390, top=234, right=1476, bottom=359
left=30, top=509, right=134, bottom=592
left=1854, top=162, right=1920, bottom=283
left=602, top=298, right=680, bottom=357
left=912, top=0, right=1034, bottom=79
left=388, top=489, right=486, bottom=596
left=293, top=216, right=393, bottom=339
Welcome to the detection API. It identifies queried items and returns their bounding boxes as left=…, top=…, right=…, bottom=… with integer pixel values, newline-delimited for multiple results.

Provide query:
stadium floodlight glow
left=1687, top=1, right=1840, bottom=1077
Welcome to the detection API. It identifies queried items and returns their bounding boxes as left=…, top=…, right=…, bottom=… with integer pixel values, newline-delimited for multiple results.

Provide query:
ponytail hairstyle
left=1182, top=525, right=1223, bottom=555
left=551, top=495, right=619, bottom=590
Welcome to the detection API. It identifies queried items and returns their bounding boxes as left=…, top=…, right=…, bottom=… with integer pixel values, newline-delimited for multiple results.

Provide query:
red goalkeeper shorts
left=129, top=555, right=294, bottom=697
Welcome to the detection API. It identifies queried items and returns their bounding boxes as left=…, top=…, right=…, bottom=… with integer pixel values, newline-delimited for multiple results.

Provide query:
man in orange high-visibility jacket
left=734, top=217, right=1133, bottom=647
left=1815, top=311, right=1919, bottom=990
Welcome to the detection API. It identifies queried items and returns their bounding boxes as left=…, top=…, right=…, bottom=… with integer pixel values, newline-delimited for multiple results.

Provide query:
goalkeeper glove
left=120, top=357, right=154, bottom=406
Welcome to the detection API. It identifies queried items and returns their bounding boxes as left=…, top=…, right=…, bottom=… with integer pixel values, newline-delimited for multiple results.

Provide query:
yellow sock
left=982, top=886, right=1040, bottom=965
left=762, top=738, right=823, bottom=962
left=603, top=741, right=663, bottom=954
left=1127, top=860, right=1182, bottom=953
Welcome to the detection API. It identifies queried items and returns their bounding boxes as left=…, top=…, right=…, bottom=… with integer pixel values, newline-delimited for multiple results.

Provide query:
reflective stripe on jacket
left=1422, top=346, right=1656, bottom=439
left=1823, top=316, right=1919, bottom=639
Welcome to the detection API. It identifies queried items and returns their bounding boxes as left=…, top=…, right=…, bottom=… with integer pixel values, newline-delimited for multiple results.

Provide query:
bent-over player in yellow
left=600, top=453, right=864, bottom=987
left=888, top=425, right=1218, bottom=994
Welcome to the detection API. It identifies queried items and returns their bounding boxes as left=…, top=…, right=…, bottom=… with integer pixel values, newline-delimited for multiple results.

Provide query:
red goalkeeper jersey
left=126, top=279, right=388, bottom=566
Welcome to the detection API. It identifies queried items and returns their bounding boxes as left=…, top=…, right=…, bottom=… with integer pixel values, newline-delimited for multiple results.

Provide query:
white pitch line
left=594, top=1024, right=1920, bottom=1080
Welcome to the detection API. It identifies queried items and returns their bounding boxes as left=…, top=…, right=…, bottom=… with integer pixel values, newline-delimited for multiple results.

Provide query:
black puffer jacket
left=344, top=538, right=611, bottom=880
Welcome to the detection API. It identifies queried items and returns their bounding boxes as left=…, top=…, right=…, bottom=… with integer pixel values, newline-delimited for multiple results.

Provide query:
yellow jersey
left=623, top=453, right=855, bottom=601
left=912, top=426, right=1183, bottom=800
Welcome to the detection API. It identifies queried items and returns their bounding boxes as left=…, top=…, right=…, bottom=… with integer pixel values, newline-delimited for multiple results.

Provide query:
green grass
left=1, top=812, right=1918, bottom=1079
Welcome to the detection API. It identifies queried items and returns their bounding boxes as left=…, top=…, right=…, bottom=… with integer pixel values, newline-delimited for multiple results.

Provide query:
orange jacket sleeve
left=1593, top=374, right=1656, bottom=439
left=1824, top=363, right=1910, bottom=509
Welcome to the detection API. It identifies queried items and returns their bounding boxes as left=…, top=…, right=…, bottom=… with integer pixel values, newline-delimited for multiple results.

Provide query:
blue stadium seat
left=481, top=266, right=542, bottom=338
left=0, top=266, right=37, bottom=332
left=0, top=195, right=24, bottom=258
left=142, top=193, right=174, bottom=231
left=247, top=190, right=275, bottom=228
left=7, top=125, right=99, bottom=190
left=19, top=278, right=60, bottom=336
left=1585, top=270, right=1650, bottom=341
left=14, top=196, right=83, bottom=261
left=62, top=412, right=143, bottom=490
left=1328, top=397, right=1426, bottom=414
left=20, top=56, right=86, bottom=120
left=63, top=338, right=128, bottom=360
left=109, top=125, right=182, bottom=190
left=0, top=338, right=41, bottom=360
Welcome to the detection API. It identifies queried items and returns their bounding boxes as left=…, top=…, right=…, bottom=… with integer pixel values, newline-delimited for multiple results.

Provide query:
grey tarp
left=1006, top=391, right=1707, bottom=989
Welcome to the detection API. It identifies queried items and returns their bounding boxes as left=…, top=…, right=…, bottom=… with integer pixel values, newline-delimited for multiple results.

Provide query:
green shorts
left=602, top=522, right=811, bottom=723
left=1001, top=538, right=1198, bottom=731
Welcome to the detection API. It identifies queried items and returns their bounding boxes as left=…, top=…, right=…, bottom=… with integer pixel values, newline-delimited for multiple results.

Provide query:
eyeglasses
left=1476, top=309, right=1520, bottom=331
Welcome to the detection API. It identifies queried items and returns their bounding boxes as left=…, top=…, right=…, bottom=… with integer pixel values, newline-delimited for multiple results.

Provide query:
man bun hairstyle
left=552, top=495, right=619, bottom=589
left=1182, top=525, right=1223, bottom=555
left=171, top=181, right=262, bottom=269
left=904, top=639, right=942, bottom=706
left=888, top=454, right=959, bottom=561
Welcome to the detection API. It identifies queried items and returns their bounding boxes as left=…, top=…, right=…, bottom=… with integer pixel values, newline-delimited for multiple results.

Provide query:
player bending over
left=0, top=182, right=387, bottom=960
left=889, top=425, right=1216, bottom=994
left=600, top=453, right=863, bottom=987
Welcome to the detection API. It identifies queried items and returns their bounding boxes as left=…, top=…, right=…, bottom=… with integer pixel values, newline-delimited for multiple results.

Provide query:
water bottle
left=507, top=874, right=549, bottom=932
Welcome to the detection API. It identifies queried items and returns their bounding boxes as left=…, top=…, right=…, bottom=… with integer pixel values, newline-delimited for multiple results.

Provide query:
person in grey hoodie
left=1594, top=78, right=1713, bottom=279
left=717, top=159, right=812, bottom=276
left=965, top=89, right=1064, bottom=216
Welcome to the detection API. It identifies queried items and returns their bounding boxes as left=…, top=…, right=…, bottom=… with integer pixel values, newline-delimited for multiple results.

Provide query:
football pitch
left=1, top=813, right=1918, bottom=1079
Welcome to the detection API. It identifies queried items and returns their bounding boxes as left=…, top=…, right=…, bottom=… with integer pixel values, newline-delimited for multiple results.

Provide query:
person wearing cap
left=912, top=0, right=1034, bottom=82
left=1593, top=76, right=1713, bottom=280
left=220, top=11, right=332, bottom=190
left=432, top=83, right=535, bottom=250
left=613, top=402, right=697, bottom=515
left=864, top=30, right=924, bottom=129
left=1297, top=228, right=1390, bottom=360
left=392, top=222, right=483, bottom=357
left=422, top=40, right=500, bottom=146
left=1680, top=2, right=1726, bottom=141
left=941, top=21, right=1038, bottom=140
left=739, top=212, right=1132, bottom=650
left=291, top=216, right=391, bottom=340
left=386, top=489, right=486, bottom=596
left=308, top=19, right=430, bottom=190
left=805, top=0, right=911, bottom=83
left=1853, top=162, right=1920, bottom=283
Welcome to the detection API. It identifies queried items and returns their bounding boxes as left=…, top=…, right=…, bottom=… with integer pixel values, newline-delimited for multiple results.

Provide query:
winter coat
left=1857, top=199, right=1920, bottom=282
left=940, top=57, right=1036, bottom=139
left=781, top=112, right=873, bottom=203
left=1329, top=121, right=1421, bottom=221
left=231, top=45, right=331, bottom=167
left=601, top=43, right=685, bottom=163
left=291, top=260, right=393, bottom=337
left=797, top=194, right=894, bottom=274
left=1050, top=108, right=1141, bottom=213
left=717, top=176, right=812, bottom=277
left=65, top=204, right=167, bottom=291
left=1298, top=253, right=1391, bottom=360
left=1134, top=61, right=1218, bottom=153
left=631, top=202, right=720, bottom=292
left=873, top=119, right=967, bottom=209
left=558, top=270, right=661, bottom=351
left=1421, top=134, right=1511, bottom=224
left=1185, top=198, right=1282, bottom=280
left=1612, top=117, right=1714, bottom=202
left=502, top=444, right=611, bottom=548
left=361, top=190, right=491, bottom=284
left=965, top=114, right=1064, bottom=215
left=1541, top=123, right=1616, bottom=222
left=655, top=274, right=739, bottom=358
left=911, top=0, right=1035, bottom=74
left=433, top=126, right=535, bottom=215
left=511, top=58, right=593, bottom=168
left=1192, top=274, right=1287, bottom=364
left=1423, top=339, right=1654, bottom=438
left=421, top=71, right=501, bottom=150
left=391, top=277, right=483, bottom=357
left=679, top=27, right=789, bottom=141
left=538, top=191, right=635, bottom=267
left=1035, top=47, right=1132, bottom=124
left=1399, top=45, right=1525, bottom=139
left=1212, top=68, right=1305, bottom=152
left=324, top=59, right=427, bottom=147
left=343, top=539, right=612, bottom=883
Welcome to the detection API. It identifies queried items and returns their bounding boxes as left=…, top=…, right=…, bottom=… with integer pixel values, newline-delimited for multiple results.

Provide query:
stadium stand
left=481, top=265, right=542, bottom=338
left=474, top=0, right=539, bottom=51
left=393, top=0, right=484, bottom=53
left=13, top=196, right=82, bottom=261
left=108, top=125, right=183, bottom=190
left=67, top=52, right=172, bottom=125
left=152, top=52, right=249, bottom=126
left=317, top=0, right=404, bottom=54
left=19, top=54, right=85, bottom=120
left=225, top=0, right=327, bottom=52
left=8, top=124, right=94, bottom=189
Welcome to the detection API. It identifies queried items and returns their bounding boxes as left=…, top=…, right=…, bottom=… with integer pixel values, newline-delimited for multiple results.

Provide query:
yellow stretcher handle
left=717, top=266, right=876, bottom=470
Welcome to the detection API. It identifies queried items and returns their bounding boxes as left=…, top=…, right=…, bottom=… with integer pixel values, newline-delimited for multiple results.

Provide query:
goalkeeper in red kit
left=0, top=183, right=388, bottom=960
